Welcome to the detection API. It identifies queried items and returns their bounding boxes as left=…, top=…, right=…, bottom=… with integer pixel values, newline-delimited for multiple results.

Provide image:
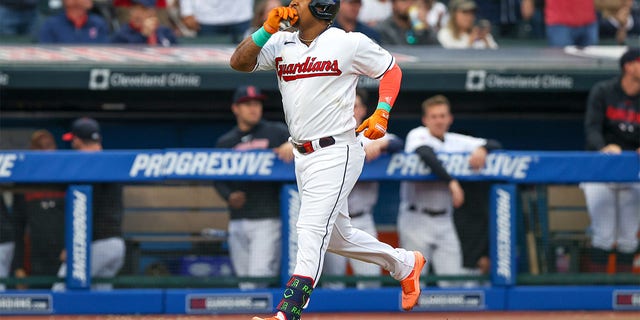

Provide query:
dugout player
left=321, top=88, right=404, bottom=290
left=580, top=48, right=640, bottom=271
left=0, top=196, right=14, bottom=291
left=54, top=117, right=125, bottom=290
left=12, top=130, right=66, bottom=289
left=398, top=94, right=501, bottom=287
left=214, top=85, right=293, bottom=289
left=230, top=1, right=426, bottom=319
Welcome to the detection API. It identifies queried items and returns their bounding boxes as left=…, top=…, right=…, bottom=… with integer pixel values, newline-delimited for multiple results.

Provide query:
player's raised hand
left=356, top=109, right=389, bottom=140
left=263, top=7, right=298, bottom=34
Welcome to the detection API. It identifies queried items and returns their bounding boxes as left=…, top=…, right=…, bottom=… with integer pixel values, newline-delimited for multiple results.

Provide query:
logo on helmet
left=309, top=0, right=340, bottom=21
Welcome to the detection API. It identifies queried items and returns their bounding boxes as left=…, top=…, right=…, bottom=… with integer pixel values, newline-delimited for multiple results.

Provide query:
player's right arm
left=229, top=7, right=297, bottom=72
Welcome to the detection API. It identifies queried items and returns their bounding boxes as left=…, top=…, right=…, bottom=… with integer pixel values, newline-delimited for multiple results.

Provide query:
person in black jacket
left=580, top=48, right=640, bottom=272
left=214, top=85, right=293, bottom=289
left=12, top=129, right=65, bottom=289
left=54, top=117, right=125, bottom=290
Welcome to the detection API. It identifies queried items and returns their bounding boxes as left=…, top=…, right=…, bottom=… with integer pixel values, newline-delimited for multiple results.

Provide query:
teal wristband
left=251, top=27, right=272, bottom=47
left=376, top=102, right=392, bottom=112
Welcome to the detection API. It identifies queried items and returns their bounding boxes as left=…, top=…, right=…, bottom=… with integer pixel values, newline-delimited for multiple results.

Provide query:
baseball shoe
left=400, top=251, right=426, bottom=311
left=252, top=312, right=286, bottom=320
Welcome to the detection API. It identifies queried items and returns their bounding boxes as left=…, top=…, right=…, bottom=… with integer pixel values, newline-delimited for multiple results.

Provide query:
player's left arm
left=356, top=63, right=402, bottom=139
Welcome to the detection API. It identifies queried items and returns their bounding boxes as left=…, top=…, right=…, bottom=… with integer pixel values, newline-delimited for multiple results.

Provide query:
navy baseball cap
left=132, top=0, right=156, bottom=7
left=233, top=85, right=267, bottom=104
left=62, top=117, right=101, bottom=142
left=619, top=48, right=640, bottom=69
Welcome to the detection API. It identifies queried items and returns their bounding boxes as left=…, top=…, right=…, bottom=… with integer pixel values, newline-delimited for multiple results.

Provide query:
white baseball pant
left=293, top=131, right=415, bottom=286
left=397, top=204, right=464, bottom=288
left=0, top=242, right=14, bottom=291
left=322, top=212, right=381, bottom=289
left=55, top=237, right=125, bottom=290
left=581, top=182, right=640, bottom=253
left=228, top=218, right=281, bottom=289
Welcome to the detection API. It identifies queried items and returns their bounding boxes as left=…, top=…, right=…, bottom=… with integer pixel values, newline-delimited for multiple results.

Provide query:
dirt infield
left=3, top=312, right=640, bottom=320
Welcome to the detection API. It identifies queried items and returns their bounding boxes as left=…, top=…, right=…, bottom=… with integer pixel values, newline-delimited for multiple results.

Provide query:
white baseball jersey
left=401, top=127, right=486, bottom=211
left=255, top=27, right=394, bottom=141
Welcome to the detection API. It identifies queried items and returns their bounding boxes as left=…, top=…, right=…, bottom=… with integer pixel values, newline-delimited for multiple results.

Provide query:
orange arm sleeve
left=378, top=63, right=402, bottom=108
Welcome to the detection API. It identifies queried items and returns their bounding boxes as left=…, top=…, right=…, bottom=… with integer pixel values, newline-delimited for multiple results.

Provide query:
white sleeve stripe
left=374, top=56, right=395, bottom=80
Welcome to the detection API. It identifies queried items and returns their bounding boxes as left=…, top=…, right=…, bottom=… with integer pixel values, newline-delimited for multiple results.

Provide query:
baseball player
left=54, top=118, right=125, bottom=291
left=322, top=88, right=404, bottom=289
left=398, top=94, right=500, bottom=287
left=580, top=48, right=640, bottom=271
left=230, top=1, right=426, bottom=319
left=0, top=196, right=14, bottom=291
left=214, top=85, right=293, bottom=289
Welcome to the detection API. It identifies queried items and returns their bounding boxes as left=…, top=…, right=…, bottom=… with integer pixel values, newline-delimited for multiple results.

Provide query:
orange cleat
left=400, top=251, right=426, bottom=311
left=252, top=312, right=286, bottom=320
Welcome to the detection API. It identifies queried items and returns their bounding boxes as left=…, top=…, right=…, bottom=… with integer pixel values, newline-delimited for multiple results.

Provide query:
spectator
left=544, top=0, right=598, bottom=47
left=398, top=94, right=501, bottom=287
left=333, top=0, right=382, bottom=43
left=0, top=196, right=14, bottom=291
left=0, top=0, right=38, bottom=36
left=375, top=0, right=439, bottom=45
left=597, top=0, right=640, bottom=45
left=580, top=48, right=640, bottom=273
left=246, top=0, right=283, bottom=37
left=111, top=0, right=177, bottom=46
left=359, top=0, right=393, bottom=27
left=38, top=0, right=110, bottom=44
left=54, top=118, right=125, bottom=290
left=113, top=0, right=171, bottom=29
left=519, top=0, right=545, bottom=39
left=437, top=0, right=499, bottom=49
left=214, top=85, right=293, bottom=289
left=474, top=0, right=521, bottom=38
left=12, top=130, right=66, bottom=289
left=322, top=89, right=403, bottom=289
left=180, top=0, right=254, bottom=43
left=409, top=0, right=448, bottom=32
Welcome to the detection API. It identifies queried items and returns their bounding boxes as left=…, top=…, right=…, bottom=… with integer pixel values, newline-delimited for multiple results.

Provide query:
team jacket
left=214, top=120, right=290, bottom=220
left=0, top=197, right=13, bottom=244
left=585, top=77, right=640, bottom=151
left=12, top=189, right=66, bottom=276
left=38, top=12, right=109, bottom=44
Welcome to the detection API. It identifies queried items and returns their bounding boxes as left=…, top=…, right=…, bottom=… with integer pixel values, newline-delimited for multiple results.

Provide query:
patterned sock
left=276, top=275, right=314, bottom=320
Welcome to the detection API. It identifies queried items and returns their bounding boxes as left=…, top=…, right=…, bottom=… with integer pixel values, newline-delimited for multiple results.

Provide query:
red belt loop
left=302, top=141, right=314, bottom=153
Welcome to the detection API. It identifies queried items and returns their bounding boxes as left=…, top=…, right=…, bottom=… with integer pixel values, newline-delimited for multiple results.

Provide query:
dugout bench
left=121, top=184, right=230, bottom=275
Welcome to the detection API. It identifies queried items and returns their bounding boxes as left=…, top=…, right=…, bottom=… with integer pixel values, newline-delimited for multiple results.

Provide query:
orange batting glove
left=263, top=7, right=298, bottom=34
left=356, top=108, right=389, bottom=140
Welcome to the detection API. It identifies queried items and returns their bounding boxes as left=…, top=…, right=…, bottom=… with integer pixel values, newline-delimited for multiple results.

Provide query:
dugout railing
left=0, top=150, right=638, bottom=314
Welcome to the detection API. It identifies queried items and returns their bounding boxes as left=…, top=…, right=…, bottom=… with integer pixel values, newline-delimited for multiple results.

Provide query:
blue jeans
left=546, top=22, right=598, bottom=47
left=198, top=20, right=251, bottom=44
left=0, top=5, right=37, bottom=36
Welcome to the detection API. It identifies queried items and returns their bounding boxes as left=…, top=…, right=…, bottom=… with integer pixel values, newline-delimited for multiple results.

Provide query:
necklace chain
left=298, top=34, right=317, bottom=43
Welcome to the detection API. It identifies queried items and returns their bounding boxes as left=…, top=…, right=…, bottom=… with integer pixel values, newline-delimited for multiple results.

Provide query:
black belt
left=350, top=211, right=366, bottom=218
left=291, top=136, right=336, bottom=155
left=408, top=205, right=447, bottom=217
